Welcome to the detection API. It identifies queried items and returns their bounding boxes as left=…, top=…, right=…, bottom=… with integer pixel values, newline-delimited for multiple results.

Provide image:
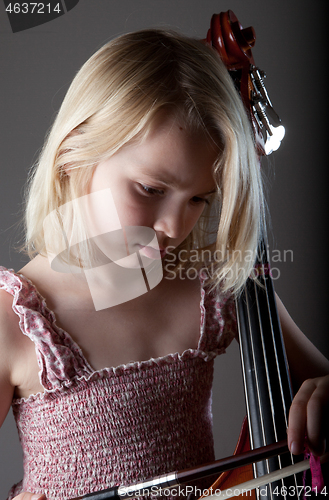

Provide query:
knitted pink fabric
left=0, top=267, right=236, bottom=500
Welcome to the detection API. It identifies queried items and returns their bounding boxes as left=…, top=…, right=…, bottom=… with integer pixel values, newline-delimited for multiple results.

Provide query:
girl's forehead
left=130, top=120, right=215, bottom=160
left=126, top=113, right=220, bottom=161
left=94, top=115, right=218, bottom=193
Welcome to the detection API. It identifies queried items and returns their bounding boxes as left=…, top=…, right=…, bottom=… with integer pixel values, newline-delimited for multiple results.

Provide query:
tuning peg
left=264, top=125, right=285, bottom=155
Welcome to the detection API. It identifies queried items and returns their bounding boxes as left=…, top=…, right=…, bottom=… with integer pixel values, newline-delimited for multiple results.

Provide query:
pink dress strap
left=198, top=271, right=237, bottom=357
left=0, top=266, right=93, bottom=392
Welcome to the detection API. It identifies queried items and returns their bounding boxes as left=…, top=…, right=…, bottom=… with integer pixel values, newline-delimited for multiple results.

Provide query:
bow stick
left=206, top=453, right=329, bottom=500
left=71, top=440, right=288, bottom=500
left=71, top=447, right=329, bottom=500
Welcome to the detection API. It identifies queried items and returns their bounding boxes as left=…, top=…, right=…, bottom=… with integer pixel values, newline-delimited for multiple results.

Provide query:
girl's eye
left=191, top=196, right=210, bottom=205
left=139, top=184, right=164, bottom=196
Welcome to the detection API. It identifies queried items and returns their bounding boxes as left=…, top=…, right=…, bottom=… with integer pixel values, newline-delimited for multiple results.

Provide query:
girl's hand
left=288, top=374, right=329, bottom=456
left=12, top=494, right=46, bottom=500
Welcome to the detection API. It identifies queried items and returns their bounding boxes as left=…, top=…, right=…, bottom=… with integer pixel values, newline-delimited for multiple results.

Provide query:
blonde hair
left=24, top=29, right=264, bottom=295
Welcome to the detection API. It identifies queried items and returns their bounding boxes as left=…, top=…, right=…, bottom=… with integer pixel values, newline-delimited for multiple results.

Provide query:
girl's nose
left=153, top=206, right=186, bottom=240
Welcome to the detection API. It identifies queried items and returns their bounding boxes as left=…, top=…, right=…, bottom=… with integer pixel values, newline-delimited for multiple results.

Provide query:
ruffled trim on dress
left=12, top=347, right=227, bottom=405
left=0, top=266, right=236, bottom=400
left=0, top=266, right=94, bottom=392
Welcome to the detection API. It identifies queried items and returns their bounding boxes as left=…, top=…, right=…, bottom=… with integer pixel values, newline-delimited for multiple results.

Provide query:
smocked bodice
left=0, top=267, right=236, bottom=500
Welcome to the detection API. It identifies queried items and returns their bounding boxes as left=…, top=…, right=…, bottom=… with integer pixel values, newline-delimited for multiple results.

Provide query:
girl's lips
left=137, top=244, right=166, bottom=260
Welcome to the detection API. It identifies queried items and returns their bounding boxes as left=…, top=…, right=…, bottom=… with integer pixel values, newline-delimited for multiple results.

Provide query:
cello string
left=257, top=258, right=285, bottom=498
left=236, top=290, right=260, bottom=453
left=235, top=299, right=254, bottom=447
left=243, top=285, right=272, bottom=499
left=245, top=289, right=267, bottom=447
left=252, top=272, right=277, bottom=500
left=235, top=292, right=258, bottom=475
left=262, top=258, right=289, bottom=427
left=249, top=249, right=295, bottom=498
left=253, top=275, right=279, bottom=436
left=260, top=254, right=301, bottom=494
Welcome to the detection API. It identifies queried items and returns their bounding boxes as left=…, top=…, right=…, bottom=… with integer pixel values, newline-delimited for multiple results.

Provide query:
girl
left=0, top=29, right=328, bottom=500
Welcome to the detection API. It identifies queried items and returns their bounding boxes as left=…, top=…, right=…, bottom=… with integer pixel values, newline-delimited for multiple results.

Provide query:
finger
left=288, top=379, right=317, bottom=455
left=306, top=382, right=327, bottom=456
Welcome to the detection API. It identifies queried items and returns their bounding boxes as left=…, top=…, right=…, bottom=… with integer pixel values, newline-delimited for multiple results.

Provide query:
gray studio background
left=0, top=0, right=328, bottom=496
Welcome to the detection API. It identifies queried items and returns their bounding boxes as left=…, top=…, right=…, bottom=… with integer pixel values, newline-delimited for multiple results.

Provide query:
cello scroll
left=205, top=10, right=285, bottom=156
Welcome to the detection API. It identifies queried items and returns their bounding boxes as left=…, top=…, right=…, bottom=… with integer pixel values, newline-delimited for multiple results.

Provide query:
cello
left=201, top=9, right=324, bottom=498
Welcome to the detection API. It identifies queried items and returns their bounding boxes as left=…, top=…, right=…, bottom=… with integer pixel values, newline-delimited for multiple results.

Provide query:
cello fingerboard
left=236, top=240, right=304, bottom=500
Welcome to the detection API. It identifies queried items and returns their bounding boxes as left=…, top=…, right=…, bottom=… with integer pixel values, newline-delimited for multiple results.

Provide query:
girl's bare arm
left=0, top=291, right=16, bottom=428
left=277, top=296, right=329, bottom=456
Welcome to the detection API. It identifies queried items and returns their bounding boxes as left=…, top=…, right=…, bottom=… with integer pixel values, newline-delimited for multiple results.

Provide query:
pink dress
left=0, top=267, right=236, bottom=500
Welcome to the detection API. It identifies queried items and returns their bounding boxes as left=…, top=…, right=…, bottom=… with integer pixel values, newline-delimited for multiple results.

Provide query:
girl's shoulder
left=0, top=275, right=31, bottom=409
left=0, top=275, right=24, bottom=354
left=0, top=287, right=17, bottom=426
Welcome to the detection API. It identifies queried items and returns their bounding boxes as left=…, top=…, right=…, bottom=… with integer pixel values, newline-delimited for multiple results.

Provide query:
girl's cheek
left=188, top=207, right=205, bottom=231
left=112, top=196, right=146, bottom=227
left=84, top=188, right=122, bottom=238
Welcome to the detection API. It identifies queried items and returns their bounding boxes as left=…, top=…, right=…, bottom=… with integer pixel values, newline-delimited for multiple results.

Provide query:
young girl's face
left=87, top=115, right=218, bottom=261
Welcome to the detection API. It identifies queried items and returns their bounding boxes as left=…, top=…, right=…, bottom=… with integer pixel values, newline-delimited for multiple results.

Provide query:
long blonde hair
left=24, top=29, right=264, bottom=295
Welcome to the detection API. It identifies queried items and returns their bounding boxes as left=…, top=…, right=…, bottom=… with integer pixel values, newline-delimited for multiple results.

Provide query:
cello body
left=207, top=417, right=256, bottom=499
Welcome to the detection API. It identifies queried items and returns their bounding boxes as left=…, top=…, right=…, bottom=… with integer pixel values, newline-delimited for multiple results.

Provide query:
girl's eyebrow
left=136, top=167, right=181, bottom=188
